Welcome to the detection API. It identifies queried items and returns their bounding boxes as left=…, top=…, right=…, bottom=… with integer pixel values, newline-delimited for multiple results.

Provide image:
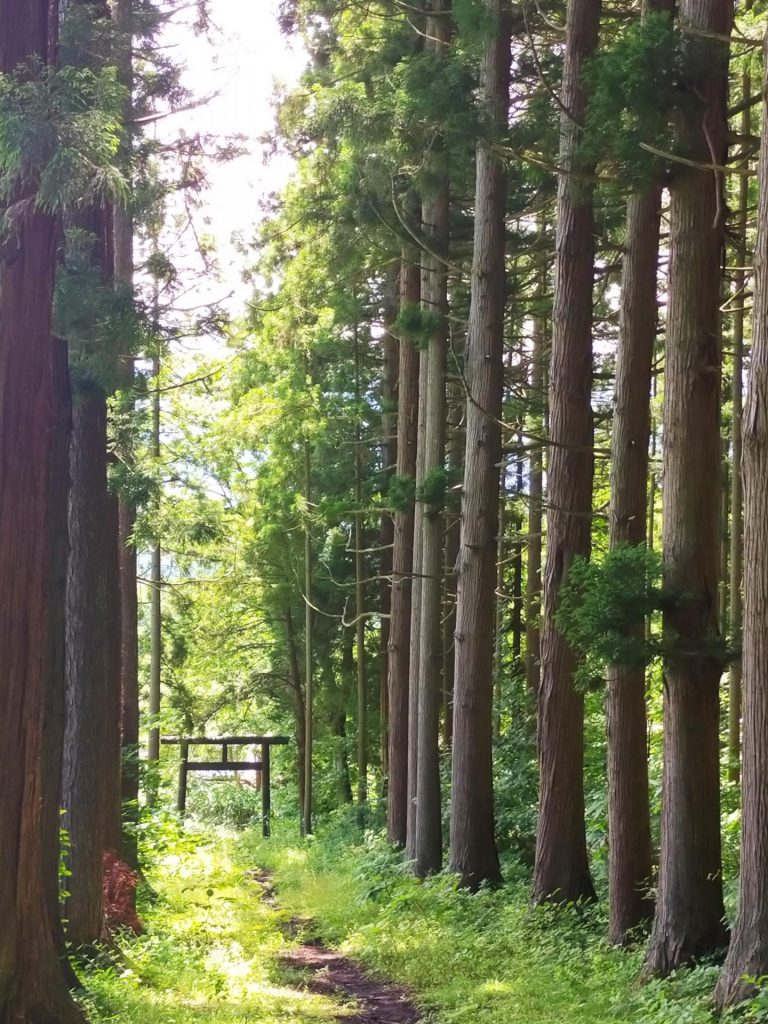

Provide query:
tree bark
left=442, top=392, right=463, bottom=747
left=413, top=0, right=451, bottom=877
left=147, top=355, right=162, bottom=775
left=354, top=323, right=368, bottom=823
left=532, top=0, right=600, bottom=906
left=285, top=608, right=307, bottom=817
left=303, top=437, right=314, bottom=835
left=510, top=447, right=524, bottom=659
left=387, top=250, right=420, bottom=847
left=114, top=0, right=140, bottom=871
left=644, top=0, right=731, bottom=974
left=525, top=255, right=547, bottom=704
left=406, top=340, right=427, bottom=860
left=714, top=29, right=768, bottom=1010
left=605, top=179, right=660, bottom=943
left=448, top=0, right=510, bottom=890
left=728, top=46, right=750, bottom=785
left=380, top=267, right=398, bottom=788
left=0, top=6, right=86, bottom=1018
left=63, top=392, right=112, bottom=948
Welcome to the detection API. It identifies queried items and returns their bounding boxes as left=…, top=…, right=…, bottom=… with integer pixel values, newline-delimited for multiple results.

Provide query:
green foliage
left=0, top=61, right=127, bottom=224
left=186, top=782, right=267, bottom=829
left=582, top=12, right=681, bottom=185
left=55, top=230, right=144, bottom=392
left=393, top=301, right=444, bottom=350
left=387, top=473, right=416, bottom=513
left=557, top=544, right=664, bottom=687
left=416, top=466, right=449, bottom=509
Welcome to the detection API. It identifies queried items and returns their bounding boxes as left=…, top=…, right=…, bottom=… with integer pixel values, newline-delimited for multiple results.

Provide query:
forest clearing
left=3, top=0, right=768, bottom=1021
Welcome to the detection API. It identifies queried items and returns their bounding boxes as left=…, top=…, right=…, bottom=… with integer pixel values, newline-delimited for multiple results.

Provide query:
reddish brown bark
left=716, top=38, right=768, bottom=1005
left=114, top=0, right=140, bottom=871
left=413, top=0, right=451, bottom=876
left=0, top=5, right=85, bottom=1018
left=533, top=0, right=600, bottom=905
left=606, top=166, right=664, bottom=942
left=63, top=392, right=112, bottom=947
left=448, top=0, right=510, bottom=890
left=644, top=0, right=731, bottom=975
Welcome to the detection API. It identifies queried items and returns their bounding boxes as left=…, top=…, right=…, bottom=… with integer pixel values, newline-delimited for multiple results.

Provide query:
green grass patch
left=242, top=815, right=761, bottom=1024
left=80, top=826, right=348, bottom=1024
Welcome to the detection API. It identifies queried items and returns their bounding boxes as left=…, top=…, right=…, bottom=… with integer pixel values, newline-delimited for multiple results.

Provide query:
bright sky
left=161, top=0, right=307, bottom=313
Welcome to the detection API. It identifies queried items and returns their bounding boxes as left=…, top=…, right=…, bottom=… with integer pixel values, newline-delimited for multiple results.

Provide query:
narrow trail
left=250, top=870, right=423, bottom=1024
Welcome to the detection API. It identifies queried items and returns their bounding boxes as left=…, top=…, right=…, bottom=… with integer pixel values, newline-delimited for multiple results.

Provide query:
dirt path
left=251, top=870, right=423, bottom=1024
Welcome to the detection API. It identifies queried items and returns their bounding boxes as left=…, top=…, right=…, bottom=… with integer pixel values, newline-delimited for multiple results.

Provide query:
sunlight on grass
left=244, top=818, right=755, bottom=1024
left=82, top=836, right=349, bottom=1024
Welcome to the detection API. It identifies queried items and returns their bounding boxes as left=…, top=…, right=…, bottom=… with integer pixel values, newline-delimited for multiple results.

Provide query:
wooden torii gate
left=161, top=735, right=289, bottom=837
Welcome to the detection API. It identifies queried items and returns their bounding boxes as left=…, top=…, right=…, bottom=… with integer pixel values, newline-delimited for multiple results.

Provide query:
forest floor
left=251, top=868, right=421, bottom=1023
left=81, top=815, right=761, bottom=1024
left=81, top=823, right=424, bottom=1024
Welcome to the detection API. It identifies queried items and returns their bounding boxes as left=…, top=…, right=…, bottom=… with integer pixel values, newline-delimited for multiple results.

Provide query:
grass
left=79, top=809, right=767, bottom=1024
left=242, top=813, right=762, bottom=1024
left=80, top=826, right=348, bottom=1024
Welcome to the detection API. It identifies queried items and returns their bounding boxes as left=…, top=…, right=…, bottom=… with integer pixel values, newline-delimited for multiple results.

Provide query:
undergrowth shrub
left=186, top=779, right=266, bottom=827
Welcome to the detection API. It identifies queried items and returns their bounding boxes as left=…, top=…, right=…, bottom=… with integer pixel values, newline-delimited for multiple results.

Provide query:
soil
left=250, top=870, right=423, bottom=1024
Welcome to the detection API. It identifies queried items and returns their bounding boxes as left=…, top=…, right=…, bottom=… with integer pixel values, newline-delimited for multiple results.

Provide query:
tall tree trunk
left=728, top=44, right=750, bottom=784
left=510, top=445, right=524, bottom=659
left=533, top=0, right=600, bottom=906
left=605, top=177, right=662, bottom=943
left=0, top=6, right=86, bottom=1019
left=644, top=0, right=731, bottom=974
left=406, top=341, right=427, bottom=860
left=493, top=471, right=506, bottom=737
left=442, top=392, right=463, bottom=747
left=605, top=0, right=669, bottom=936
left=449, top=0, right=510, bottom=890
left=303, top=437, right=314, bottom=835
left=114, top=0, right=139, bottom=870
left=413, top=0, right=451, bottom=878
left=337, top=631, right=356, bottom=805
left=715, top=38, right=768, bottom=1005
left=525, top=257, right=547, bottom=703
left=380, top=267, right=398, bottom=788
left=387, top=249, right=419, bottom=847
left=63, top=392, right=111, bottom=947
left=354, top=323, right=368, bottom=823
left=61, top=0, right=123, bottom=942
left=147, top=353, right=162, bottom=777
left=285, top=608, right=307, bottom=817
